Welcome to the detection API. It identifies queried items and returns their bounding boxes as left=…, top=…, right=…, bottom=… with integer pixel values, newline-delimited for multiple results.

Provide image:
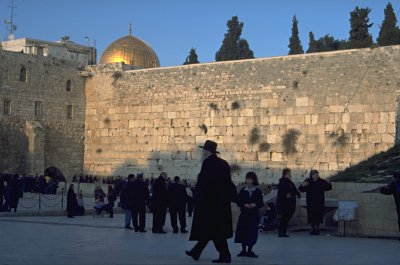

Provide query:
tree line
left=183, top=2, right=400, bottom=64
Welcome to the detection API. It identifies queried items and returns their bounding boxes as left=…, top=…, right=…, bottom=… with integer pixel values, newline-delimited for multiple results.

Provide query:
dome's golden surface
left=99, top=35, right=160, bottom=68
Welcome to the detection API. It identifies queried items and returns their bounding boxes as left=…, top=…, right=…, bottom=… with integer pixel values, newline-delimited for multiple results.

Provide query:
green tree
left=215, top=16, right=254, bottom=61
left=306, top=32, right=318, bottom=53
left=183, top=48, right=200, bottom=65
left=288, top=15, right=304, bottom=54
left=348, top=7, right=373, bottom=49
left=377, top=2, right=400, bottom=46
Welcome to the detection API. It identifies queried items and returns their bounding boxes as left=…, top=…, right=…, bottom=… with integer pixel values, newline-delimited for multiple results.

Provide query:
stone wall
left=0, top=50, right=86, bottom=177
left=84, top=46, right=400, bottom=183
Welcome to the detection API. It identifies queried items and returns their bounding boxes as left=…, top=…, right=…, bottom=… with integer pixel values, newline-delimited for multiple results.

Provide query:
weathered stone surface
left=2, top=46, right=400, bottom=183
left=83, top=46, right=400, bottom=182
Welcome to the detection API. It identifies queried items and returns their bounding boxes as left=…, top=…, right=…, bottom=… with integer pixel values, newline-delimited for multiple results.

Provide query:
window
left=19, top=66, right=27, bottom=82
left=3, top=99, right=11, bottom=115
left=35, top=101, right=42, bottom=118
left=66, top=105, right=73, bottom=119
left=66, top=80, right=72, bottom=91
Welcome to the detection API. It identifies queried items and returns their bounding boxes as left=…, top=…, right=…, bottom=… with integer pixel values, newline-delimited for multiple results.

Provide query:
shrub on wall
left=231, top=101, right=240, bottom=110
left=249, top=127, right=260, bottom=145
left=209, top=103, right=218, bottom=111
left=282, top=129, right=301, bottom=154
left=259, top=142, right=271, bottom=152
left=199, top=124, right=208, bottom=134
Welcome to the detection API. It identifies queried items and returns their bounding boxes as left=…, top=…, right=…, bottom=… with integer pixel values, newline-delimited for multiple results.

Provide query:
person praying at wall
left=234, top=172, right=264, bottom=258
left=380, top=172, right=400, bottom=241
left=298, top=170, right=332, bottom=235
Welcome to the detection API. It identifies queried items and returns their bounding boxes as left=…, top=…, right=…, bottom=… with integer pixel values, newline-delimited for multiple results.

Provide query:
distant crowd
left=0, top=173, right=63, bottom=212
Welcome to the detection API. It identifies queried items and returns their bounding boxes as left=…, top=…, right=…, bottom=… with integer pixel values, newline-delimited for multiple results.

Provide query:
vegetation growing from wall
left=249, top=127, right=260, bottom=145
left=282, top=129, right=301, bottom=154
left=199, top=124, right=208, bottom=134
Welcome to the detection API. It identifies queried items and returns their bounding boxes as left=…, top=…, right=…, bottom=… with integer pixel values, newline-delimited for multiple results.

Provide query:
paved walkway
left=0, top=214, right=398, bottom=265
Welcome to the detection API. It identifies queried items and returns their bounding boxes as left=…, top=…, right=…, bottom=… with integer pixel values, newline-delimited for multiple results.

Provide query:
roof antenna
left=4, top=0, right=17, bottom=40
left=128, top=23, right=132, bottom=36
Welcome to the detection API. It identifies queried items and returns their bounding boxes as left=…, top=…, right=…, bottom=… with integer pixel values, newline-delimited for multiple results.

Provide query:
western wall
left=83, top=45, right=400, bottom=183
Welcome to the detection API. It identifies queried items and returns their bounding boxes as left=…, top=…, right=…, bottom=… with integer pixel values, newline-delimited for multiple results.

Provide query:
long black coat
left=9, top=178, right=22, bottom=209
left=276, top=177, right=300, bottom=215
left=189, top=154, right=237, bottom=241
left=167, top=182, right=188, bottom=211
left=298, top=178, right=332, bottom=224
left=152, top=177, right=167, bottom=208
left=234, top=187, right=264, bottom=245
left=128, top=179, right=150, bottom=210
left=67, top=188, right=78, bottom=214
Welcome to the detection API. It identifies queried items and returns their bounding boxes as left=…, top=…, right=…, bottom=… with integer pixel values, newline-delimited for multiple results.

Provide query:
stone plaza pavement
left=0, top=213, right=398, bottom=265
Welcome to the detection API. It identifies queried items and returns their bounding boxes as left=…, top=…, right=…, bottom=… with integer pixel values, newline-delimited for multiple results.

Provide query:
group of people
left=66, top=184, right=117, bottom=218
left=120, top=172, right=193, bottom=234
left=64, top=139, right=400, bottom=263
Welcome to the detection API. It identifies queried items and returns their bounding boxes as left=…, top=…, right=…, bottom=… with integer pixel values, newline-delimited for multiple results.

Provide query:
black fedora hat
left=199, top=140, right=220, bottom=154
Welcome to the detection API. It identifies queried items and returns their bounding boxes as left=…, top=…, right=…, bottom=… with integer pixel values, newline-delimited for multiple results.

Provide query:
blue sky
left=0, top=0, right=398, bottom=66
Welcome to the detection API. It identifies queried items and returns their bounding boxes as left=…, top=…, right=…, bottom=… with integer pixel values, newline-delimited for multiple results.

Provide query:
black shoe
left=67, top=216, right=74, bottom=218
left=138, top=229, right=147, bottom=233
left=278, top=234, right=289, bottom=237
left=212, top=257, right=231, bottom=263
left=246, top=251, right=258, bottom=258
left=173, top=230, right=179, bottom=234
left=185, top=250, right=199, bottom=261
left=125, top=226, right=134, bottom=230
left=159, top=230, right=167, bottom=234
left=237, top=250, right=247, bottom=257
left=181, top=229, right=188, bottom=233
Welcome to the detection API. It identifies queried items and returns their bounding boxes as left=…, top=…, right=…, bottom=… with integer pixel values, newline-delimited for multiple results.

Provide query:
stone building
left=1, top=38, right=97, bottom=67
left=1, top=33, right=399, bottom=183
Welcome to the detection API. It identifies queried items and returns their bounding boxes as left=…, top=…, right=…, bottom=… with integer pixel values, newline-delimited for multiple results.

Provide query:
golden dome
left=99, top=34, right=160, bottom=68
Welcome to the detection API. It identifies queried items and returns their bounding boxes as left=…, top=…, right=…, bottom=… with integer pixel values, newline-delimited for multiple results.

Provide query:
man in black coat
left=128, top=173, right=150, bottom=232
left=186, top=140, right=237, bottom=263
left=167, top=176, right=188, bottom=233
left=380, top=171, right=400, bottom=240
left=276, top=168, right=300, bottom=237
left=152, top=172, right=168, bottom=233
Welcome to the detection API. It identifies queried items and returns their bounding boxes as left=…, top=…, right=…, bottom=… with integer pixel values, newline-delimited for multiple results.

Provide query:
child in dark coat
left=235, top=172, right=264, bottom=258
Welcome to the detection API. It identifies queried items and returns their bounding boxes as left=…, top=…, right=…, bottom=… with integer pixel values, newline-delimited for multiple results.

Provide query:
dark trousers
left=190, top=239, right=231, bottom=259
left=132, top=207, right=146, bottom=230
left=169, top=208, right=186, bottom=231
left=152, top=205, right=167, bottom=231
left=278, top=211, right=294, bottom=236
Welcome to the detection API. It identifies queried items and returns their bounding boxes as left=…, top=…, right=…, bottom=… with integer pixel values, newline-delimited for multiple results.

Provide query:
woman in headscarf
left=298, top=170, right=332, bottom=235
left=67, top=184, right=78, bottom=218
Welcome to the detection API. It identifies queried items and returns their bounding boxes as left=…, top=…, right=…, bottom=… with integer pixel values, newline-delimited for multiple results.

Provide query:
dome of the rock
left=99, top=34, right=160, bottom=69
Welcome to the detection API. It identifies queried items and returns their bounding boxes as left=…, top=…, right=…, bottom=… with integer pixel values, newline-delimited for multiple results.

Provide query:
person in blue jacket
left=235, top=172, right=264, bottom=258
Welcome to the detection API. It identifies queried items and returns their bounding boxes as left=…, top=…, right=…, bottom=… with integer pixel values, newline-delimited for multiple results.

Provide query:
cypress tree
left=348, top=7, right=373, bottom=49
left=215, top=16, right=254, bottom=61
left=377, top=2, right=400, bottom=46
left=307, top=32, right=318, bottom=53
left=288, top=15, right=304, bottom=55
left=183, top=48, right=200, bottom=65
